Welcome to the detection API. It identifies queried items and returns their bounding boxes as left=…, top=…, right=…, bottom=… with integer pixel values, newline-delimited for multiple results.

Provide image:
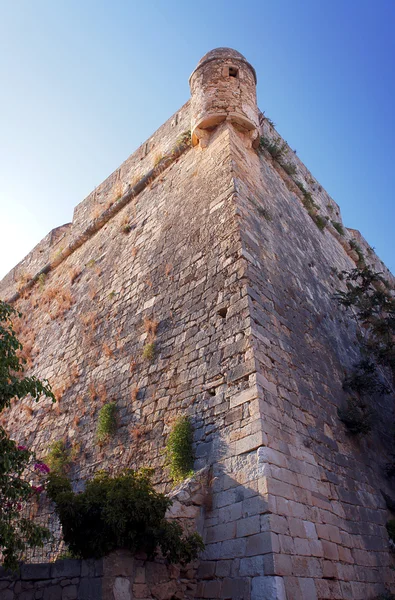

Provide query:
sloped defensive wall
left=1, top=48, right=395, bottom=600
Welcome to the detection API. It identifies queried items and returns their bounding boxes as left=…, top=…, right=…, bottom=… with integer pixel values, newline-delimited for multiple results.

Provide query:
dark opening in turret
left=228, top=66, right=238, bottom=78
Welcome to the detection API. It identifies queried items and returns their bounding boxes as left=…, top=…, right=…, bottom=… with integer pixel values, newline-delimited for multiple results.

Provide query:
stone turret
left=189, top=47, right=259, bottom=148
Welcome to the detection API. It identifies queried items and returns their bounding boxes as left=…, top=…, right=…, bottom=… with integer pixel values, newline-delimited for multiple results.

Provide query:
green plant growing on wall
left=331, top=221, right=345, bottom=236
left=264, top=116, right=275, bottom=128
left=337, top=396, right=375, bottom=435
left=0, top=301, right=55, bottom=570
left=142, top=341, right=155, bottom=361
left=47, top=440, right=71, bottom=474
left=175, top=130, right=192, bottom=146
left=47, top=468, right=204, bottom=562
left=282, top=162, right=297, bottom=176
left=335, top=265, right=395, bottom=434
left=386, top=520, right=395, bottom=545
left=259, top=136, right=287, bottom=161
left=375, top=592, right=395, bottom=600
left=312, top=214, right=327, bottom=232
left=96, top=402, right=117, bottom=443
left=349, top=239, right=365, bottom=265
left=248, top=197, right=272, bottom=221
left=259, top=135, right=297, bottom=176
left=38, top=272, right=46, bottom=291
left=165, top=416, right=194, bottom=484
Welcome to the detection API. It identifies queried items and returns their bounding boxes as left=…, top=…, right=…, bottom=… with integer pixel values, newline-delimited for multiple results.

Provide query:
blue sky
left=0, top=0, right=394, bottom=279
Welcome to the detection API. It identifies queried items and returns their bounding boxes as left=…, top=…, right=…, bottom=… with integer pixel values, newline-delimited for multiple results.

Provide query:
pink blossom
left=34, top=462, right=50, bottom=474
left=17, top=445, right=27, bottom=451
left=31, top=485, right=44, bottom=494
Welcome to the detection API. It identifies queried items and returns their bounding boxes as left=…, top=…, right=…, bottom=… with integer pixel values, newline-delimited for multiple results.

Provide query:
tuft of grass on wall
left=165, top=416, right=194, bottom=484
left=47, top=440, right=71, bottom=474
left=96, top=402, right=117, bottom=443
left=142, top=342, right=155, bottom=362
left=331, top=221, right=345, bottom=236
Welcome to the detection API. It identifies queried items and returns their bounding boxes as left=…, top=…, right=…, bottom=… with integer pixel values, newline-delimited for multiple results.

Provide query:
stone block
left=236, top=515, right=260, bottom=537
left=303, top=520, right=318, bottom=540
left=251, top=576, right=286, bottom=600
left=239, top=556, right=265, bottom=577
left=298, top=578, right=318, bottom=600
left=278, top=534, right=295, bottom=554
left=112, top=577, right=131, bottom=600
left=221, top=538, right=247, bottom=559
left=246, top=532, right=279, bottom=556
left=18, top=591, right=36, bottom=600
left=316, top=523, right=341, bottom=544
left=215, top=560, right=232, bottom=577
left=77, top=577, right=102, bottom=600
left=264, top=553, right=293, bottom=576
left=283, top=577, right=303, bottom=600
left=132, top=583, right=149, bottom=598
left=321, top=540, right=339, bottom=561
left=201, top=542, right=222, bottom=561
left=235, top=431, right=268, bottom=455
left=103, top=551, right=134, bottom=578
left=201, top=580, right=221, bottom=598
left=43, top=585, right=62, bottom=600
left=293, top=537, right=312, bottom=556
left=229, top=385, right=259, bottom=408
left=242, top=495, right=269, bottom=517
left=217, top=501, right=242, bottom=524
left=21, top=564, right=51, bottom=581
left=288, top=517, right=306, bottom=538
left=322, top=560, right=338, bottom=579
left=221, top=577, right=251, bottom=600
left=197, top=561, right=216, bottom=579
left=145, top=562, right=168, bottom=584
left=81, top=560, right=103, bottom=578
left=257, top=447, right=288, bottom=468
left=51, top=561, right=81, bottom=579
left=206, top=521, right=236, bottom=543
left=62, top=585, right=78, bottom=600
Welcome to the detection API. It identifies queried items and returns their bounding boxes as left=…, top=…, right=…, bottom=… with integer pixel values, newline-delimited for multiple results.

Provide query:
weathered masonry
left=1, top=48, right=395, bottom=600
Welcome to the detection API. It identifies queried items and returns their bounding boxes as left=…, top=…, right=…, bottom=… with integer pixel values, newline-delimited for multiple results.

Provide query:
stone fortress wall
left=1, top=48, right=395, bottom=599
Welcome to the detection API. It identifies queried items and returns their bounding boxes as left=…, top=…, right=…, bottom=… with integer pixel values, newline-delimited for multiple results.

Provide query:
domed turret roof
left=197, top=47, right=248, bottom=66
left=190, top=47, right=257, bottom=83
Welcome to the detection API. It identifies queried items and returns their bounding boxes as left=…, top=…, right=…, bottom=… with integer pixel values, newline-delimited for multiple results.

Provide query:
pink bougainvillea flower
left=17, top=445, right=27, bottom=451
left=31, top=485, right=44, bottom=494
left=34, top=462, right=50, bottom=474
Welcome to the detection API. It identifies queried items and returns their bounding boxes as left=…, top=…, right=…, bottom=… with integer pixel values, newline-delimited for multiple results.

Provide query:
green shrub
left=343, top=359, right=389, bottom=396
left=282, top=162, right=297, bottom=176
left=349, top=239, right=365, bottom=264
left=248, top=197, right=272, bottom=221
left=47, top=469, right=204, bottom=563
left=387, top=520, right=395, bottom=543
left=337, top=397, right=375, bottom=435
left=259, top=136, right=287, bottom=161
left=38, top=273, right=46, bottom=291
left=47, top=440, right=71, bottom=474
left=142, top=342, right=155, bottom=361
left=312, top=214, right=327, bottom=231
left=375, top=592, right=395, bottom=600
left=331, top=221, right=345, bottom=236
left=166, top=416, right=194, bottom=483
left=96, top=402, right=117, bottom=443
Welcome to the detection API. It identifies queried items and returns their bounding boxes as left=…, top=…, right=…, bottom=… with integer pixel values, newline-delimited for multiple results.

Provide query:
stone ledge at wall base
left=0, top=471, right=209, bottom=599
left=0, top=549, right=198, bottom=600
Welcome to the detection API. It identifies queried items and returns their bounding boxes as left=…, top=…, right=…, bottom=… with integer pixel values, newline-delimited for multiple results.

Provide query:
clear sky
left=0, top=0, right=394, bottom=279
